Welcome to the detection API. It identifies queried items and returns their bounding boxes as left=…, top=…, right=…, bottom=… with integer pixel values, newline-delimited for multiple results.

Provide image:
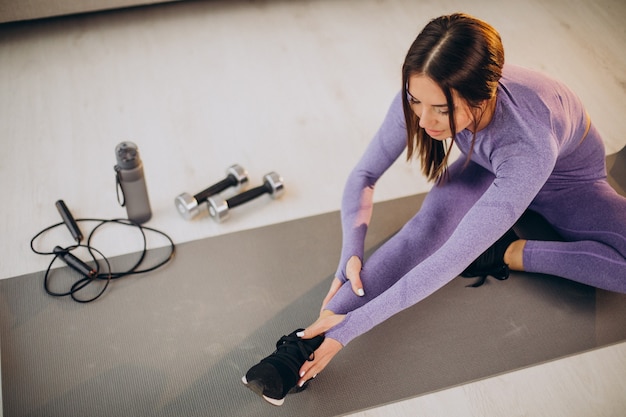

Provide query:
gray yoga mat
left=2, top=148, right=626, bottom=417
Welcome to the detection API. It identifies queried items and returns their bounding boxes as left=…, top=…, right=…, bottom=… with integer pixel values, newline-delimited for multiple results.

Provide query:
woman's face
left=407, top=74, right=475, bottom=141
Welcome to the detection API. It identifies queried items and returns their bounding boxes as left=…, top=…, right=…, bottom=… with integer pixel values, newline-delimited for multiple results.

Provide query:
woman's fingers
left=298, top=312, right=345, bottom=339
left=346, top=256, right=365, bottom=297
left=349, top=273, right=365, bottom=297
left=297, top=337, right=343, bottom=387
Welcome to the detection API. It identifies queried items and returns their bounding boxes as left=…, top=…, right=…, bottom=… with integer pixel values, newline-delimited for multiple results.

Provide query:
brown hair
left=401, top=13, right=504, bottom=182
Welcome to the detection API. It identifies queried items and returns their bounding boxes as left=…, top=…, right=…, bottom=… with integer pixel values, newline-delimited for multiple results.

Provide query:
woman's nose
left=418, top=109, right=433, bottom=129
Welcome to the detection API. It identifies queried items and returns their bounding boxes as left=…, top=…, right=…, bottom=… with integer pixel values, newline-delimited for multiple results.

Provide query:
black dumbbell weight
left=175, top=164, right=248, bottom=220
left=207, top=172, right=284, bottom=222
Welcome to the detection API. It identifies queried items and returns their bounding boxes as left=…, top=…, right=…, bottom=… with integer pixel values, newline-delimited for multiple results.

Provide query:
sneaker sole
left=241, top=375, right=285, bottom=406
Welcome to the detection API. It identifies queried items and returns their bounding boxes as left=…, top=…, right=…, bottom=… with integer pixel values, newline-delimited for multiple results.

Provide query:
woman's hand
left=296, top=312, right=345, bottom=387
left=320, top=256, right=364, bottom=312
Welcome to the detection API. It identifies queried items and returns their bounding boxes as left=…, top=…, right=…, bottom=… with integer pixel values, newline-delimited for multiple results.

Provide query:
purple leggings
left=326, top=147, right=626, bottom=316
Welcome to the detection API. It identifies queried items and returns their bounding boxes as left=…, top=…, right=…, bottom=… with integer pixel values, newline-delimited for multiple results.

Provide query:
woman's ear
left=473, top=96, right=497, bottom=130
left=475, top=99, right=490, bottom=114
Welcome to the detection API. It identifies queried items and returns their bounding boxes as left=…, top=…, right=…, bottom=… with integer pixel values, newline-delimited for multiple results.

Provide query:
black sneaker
left=242, top=329, right=325, bottom=406
left=461, top=229, right=518, bottom=287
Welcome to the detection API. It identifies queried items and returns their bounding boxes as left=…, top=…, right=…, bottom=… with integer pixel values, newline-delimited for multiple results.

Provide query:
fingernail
left=296, top=331, right=305, bottom=338
left=299, top=371, right=305, bottom=378
left=357, top=288, right=365, bottom=297
left=299, top=380, right=305, bottom=387
left=313, top=374, right=317, bottom=379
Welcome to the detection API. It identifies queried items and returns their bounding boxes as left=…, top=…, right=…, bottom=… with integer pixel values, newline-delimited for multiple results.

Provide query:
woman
left=242, top=13, right=626, bottom=406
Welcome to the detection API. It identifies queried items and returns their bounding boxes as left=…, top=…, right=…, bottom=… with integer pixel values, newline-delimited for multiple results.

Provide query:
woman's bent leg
left=525, top=180, right=626, bottom=293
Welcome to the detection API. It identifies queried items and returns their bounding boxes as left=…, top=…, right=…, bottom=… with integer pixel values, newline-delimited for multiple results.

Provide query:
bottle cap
left=115, top=141, right=141, bottom=169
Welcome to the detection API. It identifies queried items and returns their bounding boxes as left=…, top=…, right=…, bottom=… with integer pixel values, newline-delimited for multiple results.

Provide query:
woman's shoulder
left=501, top=63, right=556, bottom=82
left=493, top=64, right=585, bottom=155
left=500, top=64, right=574, bottom=98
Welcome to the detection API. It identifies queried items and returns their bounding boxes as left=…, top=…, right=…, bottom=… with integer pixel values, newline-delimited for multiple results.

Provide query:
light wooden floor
left=1, top=0, right=625, bottom=416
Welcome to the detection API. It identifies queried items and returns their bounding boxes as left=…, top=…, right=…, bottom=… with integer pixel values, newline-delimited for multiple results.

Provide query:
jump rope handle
left=55, top=200, right=83, bottom=243
left=53, top=246, right=96, bottom=278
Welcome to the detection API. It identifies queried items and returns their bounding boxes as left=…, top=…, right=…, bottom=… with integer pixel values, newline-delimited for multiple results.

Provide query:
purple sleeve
left=334, top=92, right=407, bottom=282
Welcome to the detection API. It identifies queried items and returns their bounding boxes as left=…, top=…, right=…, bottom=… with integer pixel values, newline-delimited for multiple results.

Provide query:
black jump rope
left=30, top=200, right=175, bottom=303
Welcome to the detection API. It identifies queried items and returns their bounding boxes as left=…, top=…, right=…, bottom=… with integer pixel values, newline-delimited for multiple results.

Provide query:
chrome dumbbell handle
left=175, top=164, right=248, bottom=220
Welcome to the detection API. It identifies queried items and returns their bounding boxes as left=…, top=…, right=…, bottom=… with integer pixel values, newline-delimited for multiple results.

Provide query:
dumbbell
left=207, top=172, right=284, bottom=222
left=175, top=164, right=248, bottom=220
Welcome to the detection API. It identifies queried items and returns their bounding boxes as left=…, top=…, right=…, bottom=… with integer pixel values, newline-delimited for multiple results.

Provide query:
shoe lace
left=465, top=264, right=509, bottom=287
left=260, top=333, right=318, bottom=376
left=276, top=334, right=317, bottom=362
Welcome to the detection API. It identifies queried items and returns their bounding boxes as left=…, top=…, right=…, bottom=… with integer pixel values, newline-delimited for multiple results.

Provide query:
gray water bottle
left=114, top=141, right=152, bottom=224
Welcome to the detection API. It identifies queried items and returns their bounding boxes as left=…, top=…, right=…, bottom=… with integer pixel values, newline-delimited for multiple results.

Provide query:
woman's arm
left=328, top=129, right=559, bottom=346
left=334, top=92, right=408, bottom=283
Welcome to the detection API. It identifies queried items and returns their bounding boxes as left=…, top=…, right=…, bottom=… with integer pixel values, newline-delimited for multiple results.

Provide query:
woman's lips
left=426, top=129, right=445, bottom=137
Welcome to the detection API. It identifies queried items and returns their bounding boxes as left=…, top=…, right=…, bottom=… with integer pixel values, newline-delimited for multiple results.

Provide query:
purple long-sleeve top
left=325, top=64, right=601, bottom=346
